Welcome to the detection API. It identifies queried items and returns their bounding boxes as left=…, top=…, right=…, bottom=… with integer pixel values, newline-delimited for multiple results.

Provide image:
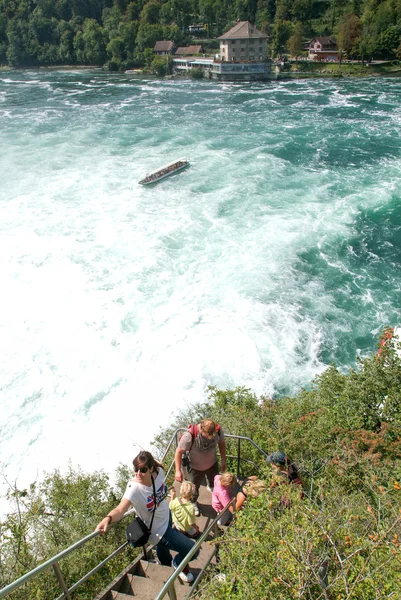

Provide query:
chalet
left=153, top=41, right=175, bottom=55
left=307, top=37, right=340, bottom=62
left=212, top=21, right=270, bottom=81
left=175, top=45, right=203, bottom=56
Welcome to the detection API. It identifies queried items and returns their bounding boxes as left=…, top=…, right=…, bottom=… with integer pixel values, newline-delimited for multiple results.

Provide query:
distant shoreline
left=2, top=62, right=401, bottom=80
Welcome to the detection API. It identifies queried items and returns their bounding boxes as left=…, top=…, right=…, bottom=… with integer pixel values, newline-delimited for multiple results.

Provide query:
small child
left=212, top=472, right=237, bottom=525
left=169, top=481, right=200, bottom=539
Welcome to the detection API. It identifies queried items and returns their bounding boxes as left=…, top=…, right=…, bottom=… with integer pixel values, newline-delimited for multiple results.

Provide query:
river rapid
left=1, top=70, right=401, bottom=489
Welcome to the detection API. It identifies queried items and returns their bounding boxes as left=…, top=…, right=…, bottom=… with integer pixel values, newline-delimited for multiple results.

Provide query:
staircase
left=94, top=483, right=218, bottom=600
left=0, top=432, right=267, bottom=600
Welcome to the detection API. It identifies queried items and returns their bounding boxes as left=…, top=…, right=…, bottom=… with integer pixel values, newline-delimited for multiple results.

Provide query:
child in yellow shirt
left=169, top=481, right=200, bottom=539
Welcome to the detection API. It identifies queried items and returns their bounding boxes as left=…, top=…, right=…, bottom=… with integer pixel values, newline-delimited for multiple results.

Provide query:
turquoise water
left=1, top=70, right=401, bottom=481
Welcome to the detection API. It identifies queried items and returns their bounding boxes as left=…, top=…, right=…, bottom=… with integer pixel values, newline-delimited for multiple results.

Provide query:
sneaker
left=177, top=565, right=194, bottom=583
left=206, top=485, right=213, bottom=493
left=193, top=503, right=200, bottom=517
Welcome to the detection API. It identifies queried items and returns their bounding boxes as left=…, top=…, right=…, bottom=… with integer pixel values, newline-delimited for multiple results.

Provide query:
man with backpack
left=175, top=419, right=227, bottom=516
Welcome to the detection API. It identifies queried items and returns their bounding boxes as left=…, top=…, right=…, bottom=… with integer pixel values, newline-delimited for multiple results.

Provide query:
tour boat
left=138, top=158, right=190, bottom=185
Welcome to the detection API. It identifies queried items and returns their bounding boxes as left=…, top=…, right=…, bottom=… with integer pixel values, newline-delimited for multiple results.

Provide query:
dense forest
left=0, top=0, right=401, bottom=70
left=1, top=331, right=401, bottom=598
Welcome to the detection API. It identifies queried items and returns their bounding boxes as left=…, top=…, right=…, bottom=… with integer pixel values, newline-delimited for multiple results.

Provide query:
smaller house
left=307, top=37, right=340, bottom=62
left=154, top=41, right=175, bottom=55
left=175, top=45, right=203, bottom=56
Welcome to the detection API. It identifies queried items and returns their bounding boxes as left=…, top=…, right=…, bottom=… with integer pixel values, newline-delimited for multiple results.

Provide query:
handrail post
left=167, top=585, right=178, bottom=600
left=52, top=562, right=71, bottom=600
left=237, top=436, right=241, bottom=478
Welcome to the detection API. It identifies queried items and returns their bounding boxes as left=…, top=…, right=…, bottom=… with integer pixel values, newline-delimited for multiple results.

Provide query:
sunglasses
left=134, top=466, right=149, bottom=474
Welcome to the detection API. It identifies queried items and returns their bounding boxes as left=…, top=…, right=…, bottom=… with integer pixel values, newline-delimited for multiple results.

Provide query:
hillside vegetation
left=1, top=0, right=401, bottom=70
left=1, top=331, right=401, bottom=598
left=157, top=332, right=401, bottom=598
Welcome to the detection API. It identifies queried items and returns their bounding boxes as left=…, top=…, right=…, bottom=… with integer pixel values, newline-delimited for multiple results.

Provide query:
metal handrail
left=0, top=429, right=268, bottom=599
left=154, top=494, right=238, bottom=600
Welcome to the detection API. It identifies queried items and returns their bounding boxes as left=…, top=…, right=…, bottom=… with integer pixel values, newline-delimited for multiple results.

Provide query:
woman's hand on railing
left=95, top=499, right=132, bottom=535
left=96, top=515, right=113, bottom=534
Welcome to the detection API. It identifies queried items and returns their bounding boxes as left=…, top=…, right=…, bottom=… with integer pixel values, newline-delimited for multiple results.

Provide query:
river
left=1, top=69, right=400, bottom=489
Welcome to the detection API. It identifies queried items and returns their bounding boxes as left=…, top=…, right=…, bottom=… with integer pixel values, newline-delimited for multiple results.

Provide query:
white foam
left=1, top=72, right=401, bottom=496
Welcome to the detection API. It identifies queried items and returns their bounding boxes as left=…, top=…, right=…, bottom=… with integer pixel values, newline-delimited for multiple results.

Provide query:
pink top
left=212, top=475, right=234, bottom=512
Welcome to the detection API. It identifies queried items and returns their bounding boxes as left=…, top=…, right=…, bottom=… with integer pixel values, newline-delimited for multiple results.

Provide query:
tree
left=73, top=29, right=86, bottom=62
left=6, top=18, right=33, bottom=66
left=291, top=0, right=314, bottom=22
left=271, top=19, right=292, bottom=56
left=0, top=464, right=130, bottom=599
left=288, top=20, right=303, bottom=59
left=140, top=0, right=161, bottom=24
left=82, top=18, right=107, bottom=64
left=235, top=0, right=258, bottom=21
left=151, top=53, right=172, bottom=74
left=58, top=20, right=75, bottom=63
left=118, top=20, right=139, bottom=61
left=377, top=24, right=401, bottom=58
left=125, top=1, right=140, bottom=21
left=199, top=0, right=215, bottom=36
left=102, top=5, right=123, bottom=38
left=135, top=22, right=164, bottom=50
left=337, top=12, right=362, bottom=57
left=275, top=0, right=291, bottom=21
left=106, top=35, right=125, bottom=62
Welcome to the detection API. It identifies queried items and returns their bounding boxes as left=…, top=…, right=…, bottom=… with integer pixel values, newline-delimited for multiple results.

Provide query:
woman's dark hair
left=287, top=462, right=300, bottom=482
left=133, top=451, right=163, bottom=473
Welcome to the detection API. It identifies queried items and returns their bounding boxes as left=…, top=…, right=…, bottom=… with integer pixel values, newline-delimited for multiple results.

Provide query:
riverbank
left=274, top=60, right=401, bottom=79
left=2, top=60, right=400, bottom=80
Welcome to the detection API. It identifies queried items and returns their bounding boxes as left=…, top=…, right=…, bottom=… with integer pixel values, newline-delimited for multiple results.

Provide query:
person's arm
left=95, top=497, right=132, bottom=534
left=218, top=439, right=227, bottom=472
left=175, top=446, right=185, bottom=482
left=235, top=489, right=247, bottom=511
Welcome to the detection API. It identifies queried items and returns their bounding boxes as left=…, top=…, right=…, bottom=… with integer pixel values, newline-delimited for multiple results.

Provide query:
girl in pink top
left=212, top=472, right=237, bottom=525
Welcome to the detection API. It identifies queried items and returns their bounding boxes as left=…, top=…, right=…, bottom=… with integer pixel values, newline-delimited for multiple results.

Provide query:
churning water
left=1, top=70, right=401, bottom=487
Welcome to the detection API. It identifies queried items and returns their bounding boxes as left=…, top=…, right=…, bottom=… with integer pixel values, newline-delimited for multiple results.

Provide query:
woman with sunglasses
left=96, top=451, right=199, bottom=583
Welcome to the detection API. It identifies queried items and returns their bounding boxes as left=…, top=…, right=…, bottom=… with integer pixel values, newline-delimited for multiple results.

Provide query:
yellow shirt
left=169, top=498, right=196, bottom=532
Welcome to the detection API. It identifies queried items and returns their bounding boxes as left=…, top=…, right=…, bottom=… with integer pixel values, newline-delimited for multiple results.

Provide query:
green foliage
left=288, top=20, right=303, bottom=57
left=0, top=0, right=401, bottom=67
left=190, top=66, right=204, bottom=77
left=272, top=19, right=293, bottom=55
left=0, top=463, right=134, bottom=600
left=197, top=476, right=401, bottom=599
left=151, top=53, right=173, bottom=74
left=192, top=331, right=401, bottom=599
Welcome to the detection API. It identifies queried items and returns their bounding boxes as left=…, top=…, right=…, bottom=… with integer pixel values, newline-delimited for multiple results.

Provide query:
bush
left=190, top=67, right=204, bottom=79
